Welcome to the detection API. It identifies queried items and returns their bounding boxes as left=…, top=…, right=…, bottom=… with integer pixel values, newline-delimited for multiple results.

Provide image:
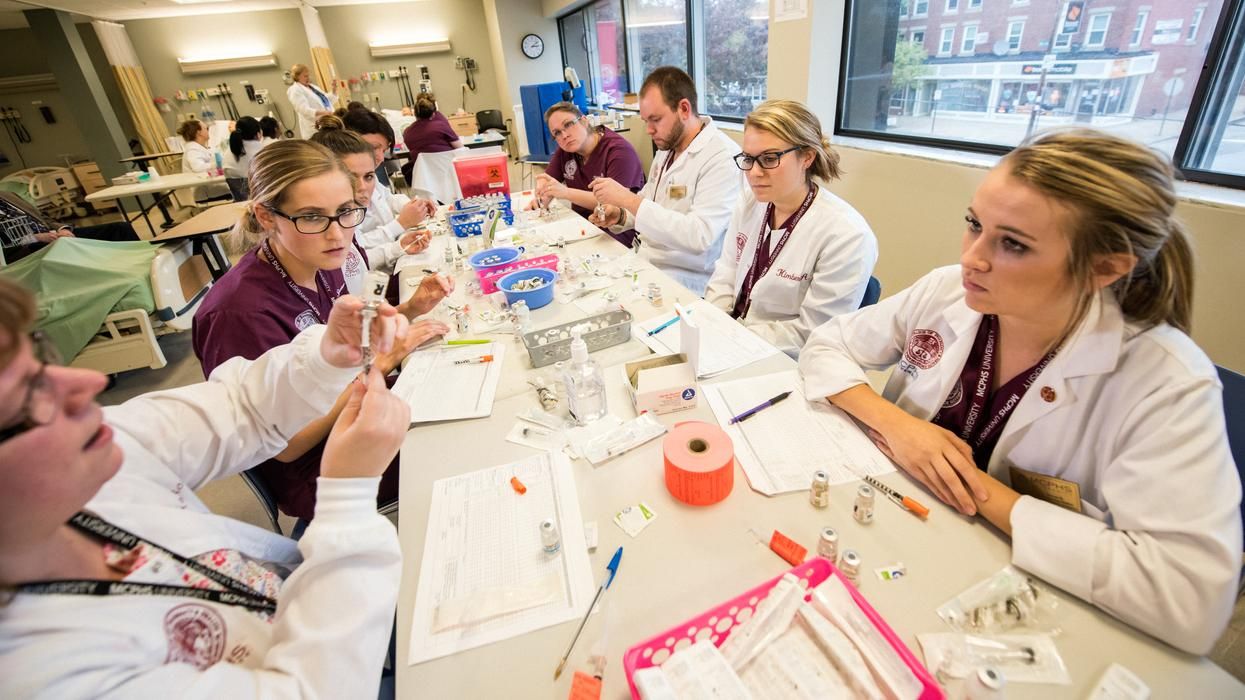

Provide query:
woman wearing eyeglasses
left=192, top=140, right=449, bottom=524
left=532, top=102, right=644, bottom=229
left=704, top=99, right=877, bottom=358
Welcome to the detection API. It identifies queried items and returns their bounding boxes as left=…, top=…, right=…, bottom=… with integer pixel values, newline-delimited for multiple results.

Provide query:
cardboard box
left=625, top=354, right=698, bottom=415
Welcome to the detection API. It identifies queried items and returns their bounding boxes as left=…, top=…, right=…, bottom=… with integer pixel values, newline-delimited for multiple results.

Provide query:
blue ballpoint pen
left=727, top=391, right=792, bottom=424
left=646, top=314, right=681, bottom=336
left=554, top=546, right=623, bottom=680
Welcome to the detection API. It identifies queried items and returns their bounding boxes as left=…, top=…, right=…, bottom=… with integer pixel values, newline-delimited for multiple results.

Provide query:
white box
left=625, top=353, right=698, bottom=415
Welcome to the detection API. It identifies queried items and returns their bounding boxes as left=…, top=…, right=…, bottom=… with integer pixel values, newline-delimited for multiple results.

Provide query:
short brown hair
left=543, top=101, right=583, bottom=125
left=640, top=66, right=697, bottom=116
left=177, top=119, right=202, bottom=142
left=0, top=278, right=35, bottom=369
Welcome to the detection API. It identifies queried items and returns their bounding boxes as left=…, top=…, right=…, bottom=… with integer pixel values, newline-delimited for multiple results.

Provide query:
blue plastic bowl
left=497, top=267, right=557, bottom=310
left=469, top=246, right=523, bottom=273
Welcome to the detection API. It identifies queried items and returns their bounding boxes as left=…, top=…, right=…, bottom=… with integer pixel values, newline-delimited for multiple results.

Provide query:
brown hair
left=1005, top=129, right=1194, bottom=334
left=543, top=101, right=583, bottom=125
left=415, top=93, right=438, bottom=120
left=640, top=66, right=697, bottom=116
left=0, top=278, right=35, bottom=369
left=336, top=104, right=395, bottom=147
left=310, top=114, right=373, bottom=158
left=744, top=99, right=841, bottom=183
left=229, top=139, right=353, bottom=250
left=177, top=119, right=203, bottom=142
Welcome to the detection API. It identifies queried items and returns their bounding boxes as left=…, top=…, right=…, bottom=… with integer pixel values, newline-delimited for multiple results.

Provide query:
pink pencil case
left=622, top=557, right=943, bottom=699
left=477, top=254, right=560, bottom=294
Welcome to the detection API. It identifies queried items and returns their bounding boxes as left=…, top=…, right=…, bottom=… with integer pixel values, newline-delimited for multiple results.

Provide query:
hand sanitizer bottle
left=562, top=326, right=606, bottom=425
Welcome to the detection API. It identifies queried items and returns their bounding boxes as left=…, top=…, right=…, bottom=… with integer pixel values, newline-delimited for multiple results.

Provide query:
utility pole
left=1026, top=1, right=1088, bottom=139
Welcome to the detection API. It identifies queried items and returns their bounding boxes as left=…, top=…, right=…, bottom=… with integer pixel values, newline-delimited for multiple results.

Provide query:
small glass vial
left=540, top=518, right=561, bottom=554
left=817, top=527, right=839, bottom=561
left=839, top=549, right=861, bottom=585
left=443, top=242, right=454, bottom=270
left=964, top=666, right=1006, bottom=700
left=647, top=282, right=664, bottom=307
left=511, top=300, right=531, bottom=342
left=853, top=484, right=875, bottom=524
left=810, top=470, right=830, bottom=509
left=456, top=306, right=472, bottom=335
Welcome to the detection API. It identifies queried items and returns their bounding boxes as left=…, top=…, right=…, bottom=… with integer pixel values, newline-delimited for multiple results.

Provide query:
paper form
left=393, top=235, right=447, bottom=273
left=703, top=370, right=894, bottom=496
left=390, top=342, right=505, bottom=423
left=634, top=299, right=779, bottom=378
left=407, top=452, right=595, bottom=665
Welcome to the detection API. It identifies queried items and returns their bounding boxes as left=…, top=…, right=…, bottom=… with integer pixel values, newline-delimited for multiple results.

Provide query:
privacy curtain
left=300, top=6, right=350, bottom=108
left=91, top=21, right=176, bottom=175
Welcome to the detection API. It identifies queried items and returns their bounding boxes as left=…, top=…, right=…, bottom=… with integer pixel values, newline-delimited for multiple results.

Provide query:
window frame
left=960, top=22, right=979, bottom=54
left=1007, top=19, right=1026, bottom=51
left=1085, top=10, right=1112, bottom=48
left=835, top=0, right=1245, bottom=190
left=1130, top=10, right=1149, bottom=47
left=939, top=25, right=956, bottom=55
left=945, top=0, right=960, bottom=14
left=1189, top=6, right=1207, bottom=41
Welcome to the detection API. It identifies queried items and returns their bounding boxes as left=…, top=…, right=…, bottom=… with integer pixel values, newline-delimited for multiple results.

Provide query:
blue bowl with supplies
left=469, top=246, right=524, bottom=273
left=497, top=267, right=557, bottom=310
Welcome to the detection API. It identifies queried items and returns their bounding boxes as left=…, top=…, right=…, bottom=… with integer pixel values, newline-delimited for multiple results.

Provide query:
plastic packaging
left=917, top=633, right=1071, bottom=686
left=937, top=566, right=1060, bottom=635
left=580, top=414, right=666, bottom=465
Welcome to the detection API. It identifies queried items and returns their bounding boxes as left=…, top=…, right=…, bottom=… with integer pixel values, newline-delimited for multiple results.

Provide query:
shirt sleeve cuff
left=312, top=476, right=384, bottom=523
left=1010, top=494, right=1105, bottom=601
left=383, top=219, right=405, bottom=238
left=294, top=324, right=361, bottom=403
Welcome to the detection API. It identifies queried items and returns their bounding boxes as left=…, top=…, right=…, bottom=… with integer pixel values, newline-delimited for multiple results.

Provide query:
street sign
left=1163, top=76, right=1185, bottom=97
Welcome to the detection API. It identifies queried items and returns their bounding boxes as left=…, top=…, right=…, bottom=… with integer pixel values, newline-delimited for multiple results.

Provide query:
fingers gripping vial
left=360, top=270, right=389, bottom=375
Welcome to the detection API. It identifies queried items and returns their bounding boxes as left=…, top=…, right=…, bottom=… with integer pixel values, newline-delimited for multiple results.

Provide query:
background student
left=799, top=129, right=1242, bottom=654
left=0, top=276, right=410, bottom=697
left=588, top=66, right=740, bottom=295
left=705, top=99, right=877, bottom=358
left=177, top=118, right=230, bottom=203
left=400, top=92, right=463, bottom=184
left=192, top=140, right=449, bottom=525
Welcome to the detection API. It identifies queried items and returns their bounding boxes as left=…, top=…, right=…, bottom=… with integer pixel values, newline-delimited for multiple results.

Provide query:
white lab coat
left=287, top=81, right=333, bottom=140
left=180, top=140, right=230, bottom=202
left=705, top=185, right=878, bottom=358
left=614, top=117, right=742, bottom=295
left=356, top=181, right=413, bottom=251
left=799, top=265, right=1242, bottom=654
left=0, top=327, right=402, bottom=698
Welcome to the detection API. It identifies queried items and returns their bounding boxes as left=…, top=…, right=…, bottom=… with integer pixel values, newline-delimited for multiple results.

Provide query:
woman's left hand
left=399, top=228, right=431, bottom=254
left=321, top=295, right=408, bottom=368
left=398, top=273, right=455, bottom=318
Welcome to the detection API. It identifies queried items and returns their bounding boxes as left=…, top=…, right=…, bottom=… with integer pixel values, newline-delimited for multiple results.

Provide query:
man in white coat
left=589, top=66, right=741, bottom=296
left=286, top=63, right=334, bottom=139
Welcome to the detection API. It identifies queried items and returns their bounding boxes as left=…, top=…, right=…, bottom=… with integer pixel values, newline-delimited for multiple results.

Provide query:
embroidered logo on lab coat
left=563, top=160, right=578, bottom=180
left=734, top=232, right=747, bottom=262
left=775, top=268, right=809, bottom=282
left=163, top=603, right=226, bottom=670
left=943, top=380, right=964, bottom=409
left=903, top=329, right=944, bottom=369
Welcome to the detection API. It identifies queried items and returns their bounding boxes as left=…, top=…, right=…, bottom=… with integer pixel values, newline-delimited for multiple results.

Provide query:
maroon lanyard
left=933, top=315, right=1059, bottom=468
left=730, top=184, right=817, bottom=320
left=260, top=238, right=339, bottom=324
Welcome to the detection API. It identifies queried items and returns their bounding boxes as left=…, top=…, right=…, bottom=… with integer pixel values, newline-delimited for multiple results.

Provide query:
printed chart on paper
left=704, top=370, right=895, bottom=496
left=391, top=342, right=505, bottom=422
left=407, top=452, right=594, bottom=665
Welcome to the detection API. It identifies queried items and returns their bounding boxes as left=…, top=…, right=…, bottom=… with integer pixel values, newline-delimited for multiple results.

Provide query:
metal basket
left=522, top=309, right=633, bottom=368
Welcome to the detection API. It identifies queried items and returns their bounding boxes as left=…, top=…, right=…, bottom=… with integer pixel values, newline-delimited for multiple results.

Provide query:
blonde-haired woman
left=286, top=63, right=333, bottom=139
left=705, top=99, right=877, bottom=358
left=800, top=129, right=1241, bottom=654
left=193, top=140, right=448, bottom=524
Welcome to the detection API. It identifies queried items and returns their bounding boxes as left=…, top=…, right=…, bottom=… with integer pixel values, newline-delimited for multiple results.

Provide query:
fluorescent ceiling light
left=368, top=39, right=451, bottom=57
left=170, top=0, right=234, bottom=4
left=178, top=52, right=277, bottom=74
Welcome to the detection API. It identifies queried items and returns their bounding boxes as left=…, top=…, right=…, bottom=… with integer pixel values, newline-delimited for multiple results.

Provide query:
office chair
left=860, top=276, right=882, bottom=308
left=1217, top=365, right=1245, bottom=539
left=476, top=109, right=512, bottom=157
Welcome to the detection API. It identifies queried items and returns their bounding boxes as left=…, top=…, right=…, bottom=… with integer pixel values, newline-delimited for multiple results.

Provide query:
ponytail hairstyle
left=177, top=119, right=203, bottom=142
left=743, top=99, right=841, bottom=184
left=310, top=114, right=375, bottom=167
left=259, top=116, right=280, bottom=140
left=230, top=139, right=353, bottom=251
left=414, top=93, right=437, bottom=120
left=229, top=116, right=262, bottom=160
left=1005, top=128, right=1194, bottom=334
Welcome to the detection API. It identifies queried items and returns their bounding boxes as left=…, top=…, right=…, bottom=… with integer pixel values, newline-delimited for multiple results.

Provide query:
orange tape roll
left=663, top=421, right=734, bottom=506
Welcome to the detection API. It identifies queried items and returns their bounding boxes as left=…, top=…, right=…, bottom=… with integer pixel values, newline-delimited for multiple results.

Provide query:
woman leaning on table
left=799, top=129, right=1241, bottom=654
left=704, top=99, right=877, bottom=359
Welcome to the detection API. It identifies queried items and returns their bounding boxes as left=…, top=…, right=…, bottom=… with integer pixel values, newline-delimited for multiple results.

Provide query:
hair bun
left=315, top=114, right=345, bottom=131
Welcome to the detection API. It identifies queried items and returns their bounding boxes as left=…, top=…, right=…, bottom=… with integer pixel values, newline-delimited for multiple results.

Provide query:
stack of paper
left=703, top=370, right=894, bottom=496
left=407, top=452, right=594, bottom=665
left=391, top=342, right=505, bottom=423
left=634, top=299, right=779, bottom=378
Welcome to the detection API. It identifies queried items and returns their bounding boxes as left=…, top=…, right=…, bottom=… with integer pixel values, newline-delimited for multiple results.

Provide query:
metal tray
left=522, top=309, right=633, bottom=368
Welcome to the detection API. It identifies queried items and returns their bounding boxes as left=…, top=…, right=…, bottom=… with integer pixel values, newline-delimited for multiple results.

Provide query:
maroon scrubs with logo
left=546, top=127, right=645, bottom=246
left=192, top=246, right=399, bottom=522
left=401, top=111, right=461, bottom=182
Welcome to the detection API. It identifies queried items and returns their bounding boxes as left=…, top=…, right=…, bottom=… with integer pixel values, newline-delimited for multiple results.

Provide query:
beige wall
left=483, top=0, right=563, bottom=121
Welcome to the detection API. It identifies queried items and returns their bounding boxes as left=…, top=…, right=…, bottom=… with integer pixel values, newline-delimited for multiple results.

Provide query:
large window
left=840, top=0, right=1245, bottom=188
left=558, top=0, right=768, bottom=121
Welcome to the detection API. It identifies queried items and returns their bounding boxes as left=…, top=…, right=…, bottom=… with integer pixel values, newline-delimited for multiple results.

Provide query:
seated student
left=0, top=192, right=137, bottom=263
left=799, top=129, right=1242, bottom=654
left=400, top=92, right=463, bottom=184
left=310, top=115, right=434, bottom=294
left=177, top=119, right=231, bottom=203
left=259, top=115, right=281, bottom=145
left=705, top=99, right=877, bottom=358
left=0, top=276, right=410, bottom=696
left=338, top=104, right=438, bottom=249
left=192, top=140, right=450, bottom=523
left=588, top=66, right=740, bottom=295
left=531, top=102, right=644, bottom=229
left=224, top=116, right=265, bottom=179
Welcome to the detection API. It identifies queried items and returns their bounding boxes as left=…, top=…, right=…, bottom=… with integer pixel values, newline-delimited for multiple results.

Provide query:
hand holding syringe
left=359, top=269, right=390, bottom=375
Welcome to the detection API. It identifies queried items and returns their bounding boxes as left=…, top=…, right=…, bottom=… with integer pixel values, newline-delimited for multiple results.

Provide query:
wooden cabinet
left=71, top=162, right=117, bottom=212
left=446, top=112, right=478, bottom=137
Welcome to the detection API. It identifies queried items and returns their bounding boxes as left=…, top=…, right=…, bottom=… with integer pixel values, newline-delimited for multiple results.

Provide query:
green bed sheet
left=0, top=238, right=157, bottom=361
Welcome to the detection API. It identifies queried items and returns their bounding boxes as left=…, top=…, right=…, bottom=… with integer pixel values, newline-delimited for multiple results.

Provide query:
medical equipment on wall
left=0, top=107, right=31, bottom=144
left=417, top=65, right=432, bottom=94
left=455, top=55, right=478, bottom=92
left=395, top=65, right=415, bottom=110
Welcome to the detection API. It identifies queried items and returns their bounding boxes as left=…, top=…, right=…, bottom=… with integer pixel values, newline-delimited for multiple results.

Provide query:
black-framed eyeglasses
left=550, top=117, right=582, bottom=141
left=0, top=331, right=60, bottom=444
left=734, top=146, right=803, bottom=171
left=266, top=205, right=368, bottom=235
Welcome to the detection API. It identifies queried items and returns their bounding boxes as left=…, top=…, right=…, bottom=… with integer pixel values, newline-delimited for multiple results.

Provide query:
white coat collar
left=681, top=117, right=720, bottom=156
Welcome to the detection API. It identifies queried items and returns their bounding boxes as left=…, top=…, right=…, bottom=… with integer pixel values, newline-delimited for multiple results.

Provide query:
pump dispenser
left=562, top=326, right=606, bottom=424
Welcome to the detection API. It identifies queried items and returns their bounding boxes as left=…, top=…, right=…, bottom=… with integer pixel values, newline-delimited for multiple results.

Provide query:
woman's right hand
left=321, top=368, right=409, bottom=479
left=869, top=413, right=986, bottom=515
left=397, top=198, right=431, bottom=229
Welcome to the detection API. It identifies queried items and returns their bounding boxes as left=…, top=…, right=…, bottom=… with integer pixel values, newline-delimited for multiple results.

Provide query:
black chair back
left=225, top=177, right=249, bottom=202
left=1217, top=365, right=1245, bottom=542
left=239, top=468, right=282, bottom=534
left=860, top=276, right=881, bottom=308
left=476, top=109, right=507, bottom=133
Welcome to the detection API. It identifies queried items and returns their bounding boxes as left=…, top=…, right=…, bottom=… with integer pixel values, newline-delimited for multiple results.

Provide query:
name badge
left=1008, top=465, right=1083, bottom=513
left=667, top=184, right=687, bottom=200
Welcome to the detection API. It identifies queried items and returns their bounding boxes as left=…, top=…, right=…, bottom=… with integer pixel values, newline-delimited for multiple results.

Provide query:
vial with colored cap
left=817, top=527, right=839, bottom=561
left=853, top=484, right=875, bottom=524
left=540, top=518, right=561, bottom=554
left=810, top=470, right=830, bottom=509
left=839, top=549, right=861, bottom=585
